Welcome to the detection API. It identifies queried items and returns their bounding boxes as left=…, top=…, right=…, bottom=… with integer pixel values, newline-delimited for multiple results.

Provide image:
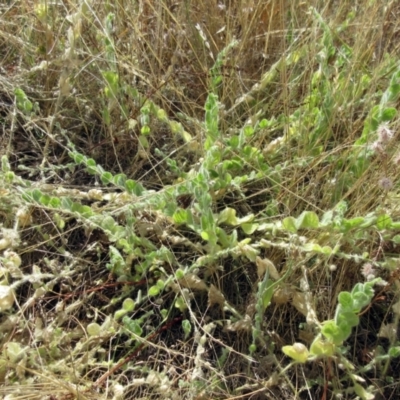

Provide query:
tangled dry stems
left=1, top=1, right=400, bottom=399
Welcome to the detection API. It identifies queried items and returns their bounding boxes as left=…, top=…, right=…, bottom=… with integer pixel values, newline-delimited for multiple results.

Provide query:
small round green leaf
left=148, top=285, right=160, bottom=297
left=87, top=323, right=101, bottom=337
left=122, top=298, right=135, bottom=311
left=282, top=343, right=309, bottom=363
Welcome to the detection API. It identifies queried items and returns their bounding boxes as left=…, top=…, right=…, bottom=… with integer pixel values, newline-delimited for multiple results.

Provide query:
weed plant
left=1, top=1, right=400, bottom=399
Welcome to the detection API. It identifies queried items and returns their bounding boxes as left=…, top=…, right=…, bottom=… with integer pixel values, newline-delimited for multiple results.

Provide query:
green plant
left=2, top=1, right=400, bottom=399
left=282, top=279, right=383, bottom=399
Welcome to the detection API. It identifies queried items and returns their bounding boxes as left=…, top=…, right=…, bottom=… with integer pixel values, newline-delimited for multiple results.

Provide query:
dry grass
left=1, top=0, right=400, bottom=399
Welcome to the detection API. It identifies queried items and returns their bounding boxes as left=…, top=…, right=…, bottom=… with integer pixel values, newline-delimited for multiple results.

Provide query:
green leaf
left=87, top=323, right=101, bottom=337
left=106, top=245, right=126, bottom=276
left=259, top=278, right=274, bottom=311
left=114, top=309, right=128, bottom=320
left=262, top=287, right=274, bottom=310
left=130, top=181, right=144, bottom=196
left=15, top=88, right=33, bottom=114
left=86, top=158, right=97, bottom=174
left=296, top=211, right=319, bottom=229
left=86, top=158, right=96, bottom=167
left=201, top=231, right=210, bottom=241
left=321, top=320, right=345, bottom=345
left=310, top=336, right=335, bottom=357
left=182, top=319, right=191, bottom=340
left=101, top=215, right=117, bottom=231
left=217, top=228, right=237, bottom=248
left=61, top=197, right=73, bottom=210
left=39, top=194, right=51, bottom=206
left=32, top=189, right=43, bottom=202
left=352, top=292, right=370, bottom=311
left=122, top=298, right=135, bottom=311
left=379, top=107, right=396, bottom=122
left=338, top=291, right=353, bottom=310
left=80, top=205, right=93, bottom=218
left=180, top=129, right=192, bottom=143
left=359, top=215, right=377, bottom=228
left=282, top=343, right=309, bottom=363
left=217, top=207, right=238, bottom=225
left=175, top=269, right=185, bottom=279
left=141, top=125, right=151, bottom=135
left=148, top=285, right=160, bottom=296
left=101, top=172, right=113, bottom=185
left=336, top=311, right=359, bottom=328
left=96, top=164, right=105, bottom=175
left=303, top=243, right=322, bottom=253
left=139, top=135, right=149, bottom=149
left=175, top=296, right=187, bottom=311
left=4, top=171, right=14, bottom=183
left=320, top=210, right=333, bottom=226
left=388, top=346, right=400, bottom=358
left=243, top=125, right=254, bottom=137
left=240, top=242, right=258, bottom=262
left=342, top=217, right=365, bottom=230
left=4, top=342, right=24, bottom=363
left=354, top=383, right=375, bottom=400
left=122, top=317, right=143, bottom=336
left=103, top=70, right=119, bottom=90
left=376, top=214, right=392, bottom=230
left=228, top=135, right=240, bottom=148
left=102, top=108, right=111, bottom=125
left=157, top=108, right=167, bottom=121
left=320, top=246, right=333, bottom=255
left=71, top=202, right=83, bottom=214
left=201, top=210, right=214, bottom=231
left=392, top=235, right=400, bottom=244
left=173, top=209, right=188, bottom=224
left=236, top=214, right=255, bottom=224
left=49, top=197, right=61, bottom=208
left=70, top=152, right=85, bottom=164
left=223, top=159, right=242, bottom=170
left=170, top=120, right=184, bottom=134
left=113, top=173, right=127, bottom=187
left=156, top=279, right=165, bottom=290
left=241, top=223, right=259, bottom=235
left=125, top=179, right=137, bottom=194
left=1, top=156, right=10, bottom=172
left=54, top=213, right=65, bottom=229
left=351, top=281, right=370, bottom=295
left=282, top=217, right=297, bottom=233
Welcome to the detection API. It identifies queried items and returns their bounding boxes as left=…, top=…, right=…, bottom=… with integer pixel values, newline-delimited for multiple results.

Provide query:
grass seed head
left=377, top=123, right=393, bottom=144
left=378, top=177, right=393, bottom=190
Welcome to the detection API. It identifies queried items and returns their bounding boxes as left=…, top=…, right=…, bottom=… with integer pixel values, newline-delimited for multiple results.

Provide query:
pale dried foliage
left=1, top=0, right=400, bottom=399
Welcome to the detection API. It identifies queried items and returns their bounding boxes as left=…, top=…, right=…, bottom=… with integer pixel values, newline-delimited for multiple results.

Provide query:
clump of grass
left=1, top=0, right=400, bottom=399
